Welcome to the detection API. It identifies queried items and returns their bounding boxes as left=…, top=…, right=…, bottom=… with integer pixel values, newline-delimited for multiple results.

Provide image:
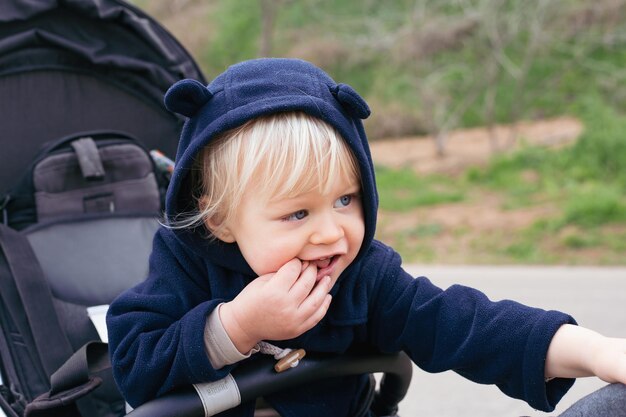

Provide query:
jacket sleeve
left=367, top=247, right=576, bottom=412
left=106, top=228, right=234, bottom=407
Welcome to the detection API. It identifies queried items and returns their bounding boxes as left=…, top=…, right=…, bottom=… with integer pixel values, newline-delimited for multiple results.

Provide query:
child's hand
left=545, top=324, right=626, bottom=384
left=588, top=337, right=626, bottom=384
left=219, top=258, right=333, bottom=354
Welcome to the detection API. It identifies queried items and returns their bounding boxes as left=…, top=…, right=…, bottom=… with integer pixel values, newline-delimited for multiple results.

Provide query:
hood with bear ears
left=163, top=58, right=378, bottom=276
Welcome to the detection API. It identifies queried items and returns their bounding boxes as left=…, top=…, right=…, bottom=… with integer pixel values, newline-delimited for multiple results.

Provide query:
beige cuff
left=204, top=303, right=259, bottom=369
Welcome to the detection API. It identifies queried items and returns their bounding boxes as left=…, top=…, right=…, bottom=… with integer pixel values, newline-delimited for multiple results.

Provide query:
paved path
left=393, top=265, right=626, bottom=417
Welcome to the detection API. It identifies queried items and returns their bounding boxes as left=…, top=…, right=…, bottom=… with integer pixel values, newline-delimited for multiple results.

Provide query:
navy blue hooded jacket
left=106, top=58, right=576, bottom=416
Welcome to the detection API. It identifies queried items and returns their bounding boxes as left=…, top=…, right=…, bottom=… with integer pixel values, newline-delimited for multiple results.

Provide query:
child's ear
left=204, top=216, right=236, bottom=243
left=199, top=197, right=236, bottom=243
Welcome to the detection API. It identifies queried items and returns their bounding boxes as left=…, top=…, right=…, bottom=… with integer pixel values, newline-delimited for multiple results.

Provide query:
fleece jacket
left=106, top=58, right=576, bottom=417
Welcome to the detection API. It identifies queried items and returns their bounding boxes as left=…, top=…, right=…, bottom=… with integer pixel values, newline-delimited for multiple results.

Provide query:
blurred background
left=134, top=0, right=626, bottom=265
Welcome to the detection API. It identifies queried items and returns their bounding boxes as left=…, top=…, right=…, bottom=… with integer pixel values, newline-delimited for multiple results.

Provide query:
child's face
left=216, top=172, right=365, bottom=285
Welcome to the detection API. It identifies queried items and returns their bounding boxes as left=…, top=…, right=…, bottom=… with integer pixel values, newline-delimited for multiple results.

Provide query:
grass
left=376, top=99, right=626, bottom=264
left=375, top=166, right=465, bottom=211
left=467, top=98, right=626, bottom=220
left=563, top=185, right=626, bottom=227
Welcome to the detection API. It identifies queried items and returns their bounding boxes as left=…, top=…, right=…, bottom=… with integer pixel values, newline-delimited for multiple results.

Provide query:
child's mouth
left=312, top=255, right=339, bottom=280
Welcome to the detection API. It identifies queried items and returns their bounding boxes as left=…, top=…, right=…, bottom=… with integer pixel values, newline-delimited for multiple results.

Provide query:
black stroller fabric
left=5, top=131, right=166, bottom=230
left=0, top=0, right=205, bottom=195
left=30, top=137, right=160, bottom=223
left=0, top=130, right=165, bottom=417
left=0, top=1, right=206, bottom=416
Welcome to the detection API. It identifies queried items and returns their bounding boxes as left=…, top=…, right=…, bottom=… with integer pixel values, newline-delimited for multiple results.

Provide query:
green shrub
left=376, top=167, right=464, bottom=211
left=563, top=185, right=626, bottom=227
left=567, top=98, right=626, bottom=187
left=562, top=232, right=601, bottom=249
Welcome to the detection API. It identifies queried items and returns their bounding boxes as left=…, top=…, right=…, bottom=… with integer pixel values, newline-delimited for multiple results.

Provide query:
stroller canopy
left=0, top=0, right=206, bottom=194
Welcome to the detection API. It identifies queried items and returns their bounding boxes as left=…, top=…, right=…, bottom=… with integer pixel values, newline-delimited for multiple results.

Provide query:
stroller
left=0, top=1, right=412, bottom=416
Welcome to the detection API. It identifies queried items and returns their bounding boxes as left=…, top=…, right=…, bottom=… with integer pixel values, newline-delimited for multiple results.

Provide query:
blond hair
left=171, top=112, right=360, bottom=238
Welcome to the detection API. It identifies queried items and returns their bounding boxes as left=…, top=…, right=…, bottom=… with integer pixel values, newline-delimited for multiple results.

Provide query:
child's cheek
left=241, top=229, right=302, bottom=275
left=247, top=247, right=294, bottom=277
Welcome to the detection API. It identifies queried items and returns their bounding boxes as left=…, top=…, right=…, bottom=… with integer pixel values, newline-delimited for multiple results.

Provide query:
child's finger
left=270, top=258, right=303, bottom=291
left=298, top=275, right=332, bottom=314
left=301, top=293, right=332, bottom=332
left=289, top=262, right=318, bottom=302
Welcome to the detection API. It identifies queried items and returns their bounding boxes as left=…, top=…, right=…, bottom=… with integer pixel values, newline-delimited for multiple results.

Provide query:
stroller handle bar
left=128, top=351, right=413, bottom=417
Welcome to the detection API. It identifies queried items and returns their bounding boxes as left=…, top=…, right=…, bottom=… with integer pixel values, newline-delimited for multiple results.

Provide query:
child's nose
left=309, top=213, right=344, bottom=245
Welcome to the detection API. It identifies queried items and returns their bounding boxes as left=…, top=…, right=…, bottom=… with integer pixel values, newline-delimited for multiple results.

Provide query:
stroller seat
left=0, top=2, right=203, bottom=415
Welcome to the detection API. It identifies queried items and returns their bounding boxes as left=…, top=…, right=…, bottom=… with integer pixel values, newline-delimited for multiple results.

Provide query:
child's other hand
left=545, top=324, right=626, bottom=384
left=589, top=337, right=626, bottom=384
left=219, top=258, right=332, bottom=354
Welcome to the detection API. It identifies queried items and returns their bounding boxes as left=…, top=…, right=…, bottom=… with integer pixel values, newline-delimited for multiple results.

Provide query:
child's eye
left=334, top=194, right=353, bottom=208
left=284, top=210, right=308, bottom=221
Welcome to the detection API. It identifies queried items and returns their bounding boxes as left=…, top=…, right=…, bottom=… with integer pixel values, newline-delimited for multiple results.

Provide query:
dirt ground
left=369, top=117, right=589, bottom=264
left=370, top=116, right=583, bottom=174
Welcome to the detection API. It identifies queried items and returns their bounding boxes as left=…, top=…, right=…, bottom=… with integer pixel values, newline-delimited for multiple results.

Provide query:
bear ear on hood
left=164, top=79, right=213, bottom=118
left=330, top=83, right=371, bottom=120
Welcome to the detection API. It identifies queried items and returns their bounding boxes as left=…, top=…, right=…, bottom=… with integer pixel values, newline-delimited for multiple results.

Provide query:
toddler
left=107, top=58, right=626, bottom=417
